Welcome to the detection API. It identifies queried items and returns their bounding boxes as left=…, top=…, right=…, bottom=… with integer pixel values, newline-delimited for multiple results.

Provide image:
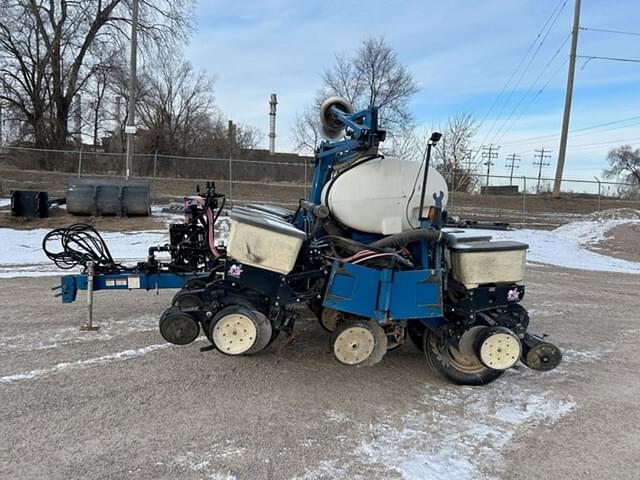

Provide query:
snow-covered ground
left=0, top=228, right=168, bottom=278
left=0, top=198, right=10, bottom=208
left=1, top=210, right=639, bottom=278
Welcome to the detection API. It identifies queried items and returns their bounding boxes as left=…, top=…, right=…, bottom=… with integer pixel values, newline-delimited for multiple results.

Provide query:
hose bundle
left=42, top=224, right=121, bottom=272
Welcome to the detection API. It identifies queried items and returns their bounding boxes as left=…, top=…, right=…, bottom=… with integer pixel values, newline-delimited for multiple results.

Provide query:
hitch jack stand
left=80, top=262, right=100, bottom=331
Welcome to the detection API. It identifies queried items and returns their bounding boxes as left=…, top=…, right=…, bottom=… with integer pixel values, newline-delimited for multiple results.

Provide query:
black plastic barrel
left=66, top=177, right=150, bottom=216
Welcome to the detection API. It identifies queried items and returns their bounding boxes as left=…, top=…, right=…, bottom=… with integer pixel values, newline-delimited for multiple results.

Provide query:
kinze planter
left=45, top=97, right=561, bottom=385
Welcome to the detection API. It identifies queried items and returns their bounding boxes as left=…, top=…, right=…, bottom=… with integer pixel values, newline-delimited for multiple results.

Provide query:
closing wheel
left=476, top=326, right=522, bottom=370
left=319, top=308, right=339, bottom=332
left=159, top=310, right=200, bottom=345
left=332, top=319, right=388, bottom=367
left=522, top=342, right=562, bottom=371
left=210, top=306, right=272, bottom=355
left=423, top=327, right=504, bottom=386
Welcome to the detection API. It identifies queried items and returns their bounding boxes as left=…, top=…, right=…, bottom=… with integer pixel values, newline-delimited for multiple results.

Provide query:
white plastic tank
left=321, top=156, right=449, bottom=234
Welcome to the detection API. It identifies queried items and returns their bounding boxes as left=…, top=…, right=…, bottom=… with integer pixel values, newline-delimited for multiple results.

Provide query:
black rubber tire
left=184, top=278, right=207, bottom=290
left=172, top=292, right=203, bottom=309
left=423, top=330, right=504, bottom=386
left=247, top=310, right=273, bottom=354
left=159, top=310, right=200, bottom=345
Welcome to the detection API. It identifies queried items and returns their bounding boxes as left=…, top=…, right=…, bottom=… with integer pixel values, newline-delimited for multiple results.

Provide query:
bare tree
left=604, top=145, right=640, bottom=186
left=136, top=57, right=216, bottom=155
left=432, top=113, right=479, bottom=192
left=293, top=106, right=321, bottom=154
left=294, top=36, right=418, bottom=154
left=0, top=0, right=194, bottom=149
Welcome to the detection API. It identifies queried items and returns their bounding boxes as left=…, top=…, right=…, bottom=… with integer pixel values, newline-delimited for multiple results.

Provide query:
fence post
left=594, top=176, right=601, bottom=211
left=304, top=160, right=308, bottom=199
left=152, top=150, right=158, bottom=204
left=522, top=176, right=527, bottom=226
left=77, top=146, right=83, bottom=177
left=228, top=157, right=233, bottom=201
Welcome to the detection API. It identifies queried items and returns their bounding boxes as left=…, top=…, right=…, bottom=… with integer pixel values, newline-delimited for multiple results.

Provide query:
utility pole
left=0, top=104, right=3, bottom=147
left=125, top=0, right=139, bottom=179
left=505, top=153, right=520, bottom=186
left=533, top=148, right=551, bottom=193
left=482, top=144, right=499, bottom=190
left=553, top=0, right=581, bottom=198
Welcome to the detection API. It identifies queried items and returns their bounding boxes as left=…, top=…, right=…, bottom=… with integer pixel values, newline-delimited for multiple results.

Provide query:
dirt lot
left=590, top=222, right=640, bottom=262
left=0, top=265, right=639, bottom=480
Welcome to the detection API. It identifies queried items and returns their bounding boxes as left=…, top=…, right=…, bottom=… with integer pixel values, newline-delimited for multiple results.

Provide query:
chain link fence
left=1, top=145, right=638, bottom=227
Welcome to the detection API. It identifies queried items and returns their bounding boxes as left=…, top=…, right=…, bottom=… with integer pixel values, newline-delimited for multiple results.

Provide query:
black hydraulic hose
left=369, top=229, right=456, bottom=249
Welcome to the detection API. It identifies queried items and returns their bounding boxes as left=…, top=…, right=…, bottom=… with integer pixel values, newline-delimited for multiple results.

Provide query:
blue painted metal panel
left=389, top=269, right=442, bottom=319
left=323, top=261, right=444, bottom=323
left=323, top=262, right=381, bottom=319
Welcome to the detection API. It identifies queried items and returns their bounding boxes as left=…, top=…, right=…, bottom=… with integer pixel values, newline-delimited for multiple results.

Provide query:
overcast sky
left=184, top=0, right=640, bottom=183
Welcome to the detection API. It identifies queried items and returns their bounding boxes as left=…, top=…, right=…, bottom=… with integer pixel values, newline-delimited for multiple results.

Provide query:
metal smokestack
left=268, top=93, right=277, bottom=154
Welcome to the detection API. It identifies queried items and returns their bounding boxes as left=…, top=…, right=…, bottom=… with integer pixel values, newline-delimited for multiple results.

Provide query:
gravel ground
left=590, top=222, right=640, bottom=263
left=0, top=266, right=639, bottom=480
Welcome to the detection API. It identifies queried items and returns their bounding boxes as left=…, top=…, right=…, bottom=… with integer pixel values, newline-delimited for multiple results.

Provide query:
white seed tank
left=321, top=156, right=449, bottom=235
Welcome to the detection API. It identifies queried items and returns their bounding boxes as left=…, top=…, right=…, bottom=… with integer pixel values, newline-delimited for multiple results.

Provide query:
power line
left=490, top=34, right=571, bottom=145
left=500, top=114, right=640, bottom=147
left=473, top=0, right=568, bottom=159
left=579, top=26, right=640, bottom=37
left=577, top=55, right=640, bottom=64
left=493, top=59, right=569, bottom=147
left=533, top=148, right=552, bottom=192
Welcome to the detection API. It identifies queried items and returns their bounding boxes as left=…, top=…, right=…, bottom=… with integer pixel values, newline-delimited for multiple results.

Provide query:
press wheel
left=332, top=319, right=388, bottom=367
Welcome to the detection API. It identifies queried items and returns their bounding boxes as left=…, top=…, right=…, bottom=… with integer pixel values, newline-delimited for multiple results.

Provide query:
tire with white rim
left=332, top=319, right=388, bottom=367
left=210, top=306, right=272, bottom=356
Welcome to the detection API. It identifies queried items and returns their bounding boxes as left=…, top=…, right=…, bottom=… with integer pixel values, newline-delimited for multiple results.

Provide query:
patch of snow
left=0, top=198, right=10, bottom=208
left=449, top=213, right=640, bottom=274
left=0, top=227, right=169, bottom=277
left=172, top=441, right=244, bottom=479
left=301, top=368, right=576, bottom=480
left=0, top=343, right=169, bottom=383
left=0, top=214, right=230, bottom=278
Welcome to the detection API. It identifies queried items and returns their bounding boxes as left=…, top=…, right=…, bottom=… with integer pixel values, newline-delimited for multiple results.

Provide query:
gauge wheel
left=423, top=326, right=504, bottom=386
left=332, top=319, right=388, bottom=367
left=172, top=291, right=203, bottom=309
left=184, top=278, right=207, bottom=290
left=210, top=306, right=272, bottom=356
left=159, top=309, right=200, bottom=345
